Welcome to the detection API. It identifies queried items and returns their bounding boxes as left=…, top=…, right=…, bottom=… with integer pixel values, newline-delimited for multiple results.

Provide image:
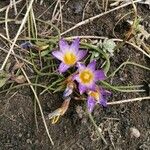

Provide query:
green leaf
left=41, top=49, right=51, bottom=57
left=0, top=77, right=8, bottom=88
left=0, top=71, right=10, bottom=88
left=103, top=39, right=116, bottom=55
left=53, top=85, right=65, bottom=93
left=5, top=62, right=11, bottom=72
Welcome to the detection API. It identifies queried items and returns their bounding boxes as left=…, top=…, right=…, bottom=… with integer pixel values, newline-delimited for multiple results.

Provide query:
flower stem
left=87, top=110, right=107, bottom=145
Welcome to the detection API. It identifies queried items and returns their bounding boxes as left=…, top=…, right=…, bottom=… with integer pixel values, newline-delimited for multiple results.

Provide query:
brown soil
left=0, top=0, right=150, bottom=150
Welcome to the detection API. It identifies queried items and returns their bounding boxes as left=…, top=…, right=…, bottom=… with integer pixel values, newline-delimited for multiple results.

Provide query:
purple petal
left=76, top=62, right=86, bottom=71
left=94, top=70, right=106, bottom=81
left=77, top=50, right=87, bottom=61
left=88, top=83, right=96, bottom=91
left=78, top=84, right=87, bottom=94
left=100, top=88, right=111, bottom=96
left=74, top=74, right=80, bottom=82
left=52, top=51, right=63, bottom=61
left=87, top=60, right=96, bottom=71
left=63, top=86, right=73, bottom=98
left=59, top=39, right=69, bottom=53
left=87, top=96, right=96, bottom=112
left=71, top=73, right=78, bottom=81
left=58, top=62, right=70, bottom=73
left=99, top=96, right=107, bottom=107
left=70, top=38, right=80, bottom=53
left=98, top=88, right=111, bottom=107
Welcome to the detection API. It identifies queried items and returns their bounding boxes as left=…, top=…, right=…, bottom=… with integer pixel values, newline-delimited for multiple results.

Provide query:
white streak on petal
left=52, top=51, right=63, bottom=61
left=70, top=38, right=80, bottom=54
left=58, top=62, right=70, bottom=73
left=59, top=39, right=69, bottom=53
left=77, top=50, right=87, bottom=61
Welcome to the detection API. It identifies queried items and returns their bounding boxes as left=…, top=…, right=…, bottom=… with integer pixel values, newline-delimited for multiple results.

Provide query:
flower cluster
left=49, top=38, right=111, bottom=123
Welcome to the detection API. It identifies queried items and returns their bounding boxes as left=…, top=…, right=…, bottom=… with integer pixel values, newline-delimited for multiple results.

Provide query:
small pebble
left=76, top=106, right=83, bottom=119
left=26, top=139, right=32, bottom=144
left=18, top=133, right=22, bottom=137
left=130, top=127, right=140, bottom=138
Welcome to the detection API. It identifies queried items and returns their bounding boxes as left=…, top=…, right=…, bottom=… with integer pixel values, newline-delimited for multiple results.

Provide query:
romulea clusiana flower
left=74, top=60, right=106, bottom=94
left=52, top=38, right=87, bottom=73
left=87, top=86, right=111, bottom=112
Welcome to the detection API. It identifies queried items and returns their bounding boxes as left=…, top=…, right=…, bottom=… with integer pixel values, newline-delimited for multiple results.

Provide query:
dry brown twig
left=5, top=5, right=11, bottom=48
left=61, top=0, right=140, bottom=36
left=38, top=0, right=56, bottom=19
left=0, top=0, right=22, bottom=12
left=12, top=0, right=18, bottom=15
left=104, top=0, right=109, bottom=12
left=51, top=0, right=69, bottom=24
left=108, top=96, right=150, bottom=105
left=59, top=0, right=63, bottom=31
left=0, top=47, right=32, bottom=65
left=0, top=0, right=34, bottom=71
left=0, top=0, right=54, bottom=145
left=52, top=0, right=60, bottom=21
left=82, top=0, right=91, bottom=21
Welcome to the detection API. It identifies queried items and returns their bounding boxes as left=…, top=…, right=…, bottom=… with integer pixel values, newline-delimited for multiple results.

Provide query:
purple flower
left=87, top=87, right=111, bottom=112
left=52, top=38, right=87, bottom=73
left=74, top=60, right=106, bottom=94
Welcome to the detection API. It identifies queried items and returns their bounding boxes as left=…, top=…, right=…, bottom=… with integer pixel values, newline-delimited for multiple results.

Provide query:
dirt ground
left=0, top=0, right=150, bottom=150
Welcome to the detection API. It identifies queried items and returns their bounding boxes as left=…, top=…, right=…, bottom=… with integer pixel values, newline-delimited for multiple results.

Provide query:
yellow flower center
left=79, top=69, right=94, bottom=84
left=63, top=52, right=76, bottom=65
left=89, top=91, right=100, bottom=101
